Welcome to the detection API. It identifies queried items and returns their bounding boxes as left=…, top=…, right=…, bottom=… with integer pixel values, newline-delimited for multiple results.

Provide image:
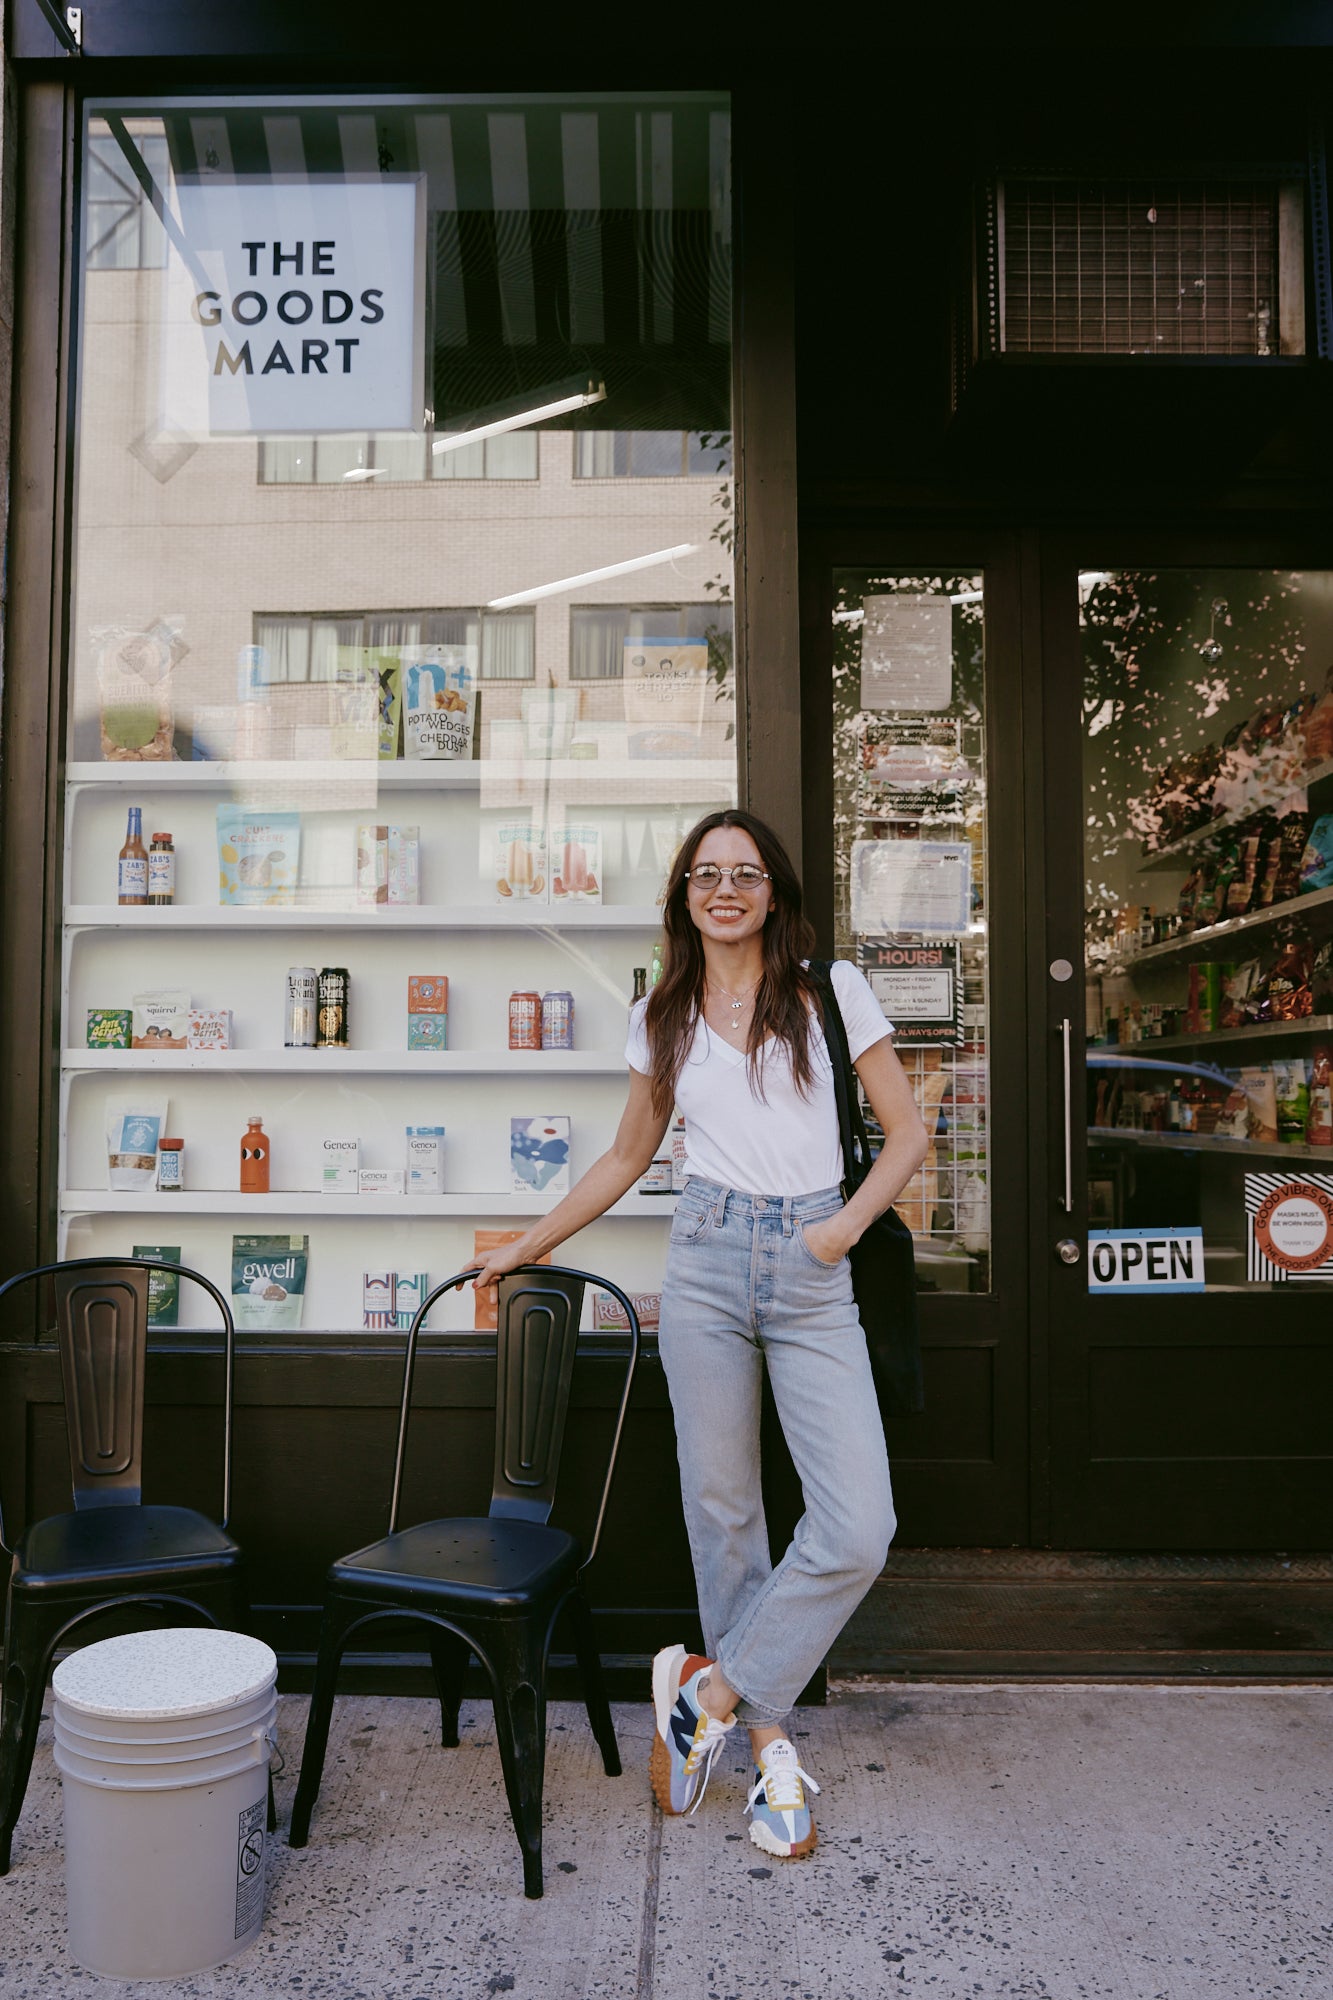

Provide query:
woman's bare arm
left=472, top=1066, right=672, bottom=1290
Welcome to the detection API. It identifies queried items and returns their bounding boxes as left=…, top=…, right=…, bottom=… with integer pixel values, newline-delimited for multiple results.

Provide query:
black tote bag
left=810, top=961, right=925, bottom=1419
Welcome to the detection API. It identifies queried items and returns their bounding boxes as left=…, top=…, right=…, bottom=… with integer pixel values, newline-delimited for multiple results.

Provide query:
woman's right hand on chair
left=471, top=1237, right=533, bottom=1293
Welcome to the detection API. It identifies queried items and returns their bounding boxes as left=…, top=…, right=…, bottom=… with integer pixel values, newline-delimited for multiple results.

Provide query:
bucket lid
left=53, top=1628, right=277, bottom=1721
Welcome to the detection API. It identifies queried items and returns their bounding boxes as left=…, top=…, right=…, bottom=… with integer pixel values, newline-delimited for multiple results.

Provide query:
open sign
left=1088, top=1228, right=1204, bottom=1294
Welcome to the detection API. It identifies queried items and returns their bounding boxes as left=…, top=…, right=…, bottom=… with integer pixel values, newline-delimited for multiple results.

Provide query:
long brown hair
left=643, top=809, right=819, bottom=1117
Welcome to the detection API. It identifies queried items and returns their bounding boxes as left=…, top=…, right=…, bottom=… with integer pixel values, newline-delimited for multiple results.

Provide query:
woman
left=474, top=808, right=927, bottom=1860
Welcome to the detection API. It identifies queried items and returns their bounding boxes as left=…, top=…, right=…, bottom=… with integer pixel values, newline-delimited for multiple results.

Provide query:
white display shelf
left=1137, top=753, right=1333, bottom=873
left=61, top=1189, right=675, bottom=1217
left=1097, top=1012, right=1333, bottom=1055
left=66, top=903, right=663, bottom=931
left=63, top=1049, right=627, bottom=1074
left=1089, top=1126, right=1333, bottom=1166
left=1098, top=882, right=1333, bottom=973
left=66, top=758, right=735, bottom=799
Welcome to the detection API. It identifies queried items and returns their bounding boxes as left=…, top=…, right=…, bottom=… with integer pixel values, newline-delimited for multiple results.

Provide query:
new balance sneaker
left=650, top=1643, right=735, bottom=1816
left=746, top=1737, right=820, bottom=1858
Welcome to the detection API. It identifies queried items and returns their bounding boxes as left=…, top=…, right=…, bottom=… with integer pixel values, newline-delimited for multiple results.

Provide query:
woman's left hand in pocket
left=802, top=1217, right=850, bottom=1265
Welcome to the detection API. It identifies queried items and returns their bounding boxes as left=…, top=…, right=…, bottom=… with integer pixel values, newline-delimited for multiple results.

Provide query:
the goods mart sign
left=161, top=177, right=426, bottom=436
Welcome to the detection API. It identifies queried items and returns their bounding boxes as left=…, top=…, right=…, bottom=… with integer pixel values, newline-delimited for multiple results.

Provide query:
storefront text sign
left=858, top=940, right=963, bottom=1047
left=1245, top=1173, right=1333, bottom=1281
left=1088, top=1227, right=1204, bottom=1293
left=162, top=178, right=425, bottom=435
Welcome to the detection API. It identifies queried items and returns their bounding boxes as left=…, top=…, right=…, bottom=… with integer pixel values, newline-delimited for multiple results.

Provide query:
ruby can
left=508, top=990, right=541, bottom=1050
left=541, top=990, right=575, bottom=1051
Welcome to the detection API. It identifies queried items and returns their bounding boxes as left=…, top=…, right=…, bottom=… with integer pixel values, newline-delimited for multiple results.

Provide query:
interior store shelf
left=1100, top=882, right=1333, bottom=972
left=1136, top=753, right=1333, bottom=873
left=66, top=758, right=735, bottom=801
left=60, top=1189, right=675, bottom=1217
left=62, top=1049, right=627, bottom=1074
left=1095, top=1012, right=1333, bottom=1055
left=66, top=903, right=663, bottom=930
left=1089, top=1126, right=1332, bottom=1165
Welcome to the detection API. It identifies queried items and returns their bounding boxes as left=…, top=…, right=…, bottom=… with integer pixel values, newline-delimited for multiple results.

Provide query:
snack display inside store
left=1082, top=571, right=1333, bottom=1290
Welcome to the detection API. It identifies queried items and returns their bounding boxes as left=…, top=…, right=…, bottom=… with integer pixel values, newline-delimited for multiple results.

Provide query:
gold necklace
left=708, top=975, right=761, bottom=1035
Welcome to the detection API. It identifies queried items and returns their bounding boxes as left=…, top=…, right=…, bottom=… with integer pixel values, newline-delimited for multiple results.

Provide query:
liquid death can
left=508, top=990, right=541, bottom=1051
left=285, top=967, right=318, bottom=1048
left=541, top=990, right=575, bottom=1050
left=317, top=967, right=349, bottom=1048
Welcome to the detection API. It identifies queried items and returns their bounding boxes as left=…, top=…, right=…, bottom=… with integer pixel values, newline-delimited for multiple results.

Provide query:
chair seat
left=15, top=1505, right=241, bottom=1593
left=332, top=1517, right=582, bottom=1610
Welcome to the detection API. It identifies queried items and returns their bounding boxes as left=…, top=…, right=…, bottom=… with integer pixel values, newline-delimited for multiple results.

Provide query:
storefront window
left=63, top=93, right=734, bottom=1333
left=831, top=574, right=992, bottom=1293
left=1083, top=571, right=1333, bottom=1295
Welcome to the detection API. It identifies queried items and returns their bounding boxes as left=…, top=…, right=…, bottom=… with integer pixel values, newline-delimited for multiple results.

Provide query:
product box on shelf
left=216, top=807, right=300, bottom=906
left=510, top=1115, right=570, bottom=1197
left=87, top=1008, right=132, bottom=1049
left=592, top=1289, right=661, bottom=1332
left=132, top=989, right=189, bottom=1049
left=406, top=1127, right=445, bottom=1192
left=133, top=1244, right=181, bottom=1328
left=187, top=1008, right=232, bottom=1051
left=403, top=647, right=476, bottom=760
left=407, top=1014, right=448, bottom=1051
left=491, top=818, right=548, bottom=902
left=551, top=823, right=602, bottom=904
left=394, top=1273, right=429, bottom=1327
left=359, top=1168, right=406, bottom=1195
left=472, top=1231, right=550, bottom=1329
left=363, top=1270, right=396, bottom=1328
left=388, top=825, right=420, bottom=905
left=407, top=974, right=448, bottom=1049
left=355, top=825, right=388, bottom=906
left=319, top=1137, right=360, bottom=1193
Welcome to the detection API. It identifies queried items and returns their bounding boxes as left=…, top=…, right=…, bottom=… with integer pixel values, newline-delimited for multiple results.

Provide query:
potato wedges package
left=231, top=1233, right=309, bottom=1330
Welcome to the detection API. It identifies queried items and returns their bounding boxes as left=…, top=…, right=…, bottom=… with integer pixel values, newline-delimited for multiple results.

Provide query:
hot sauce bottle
left=240, top=1116, right=270, bottom=1193
left=118, top=806, right=148, bottom=905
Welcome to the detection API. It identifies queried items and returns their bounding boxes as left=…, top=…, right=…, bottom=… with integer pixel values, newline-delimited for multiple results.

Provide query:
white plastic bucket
left=51, top=1627, right=278, bottom=1980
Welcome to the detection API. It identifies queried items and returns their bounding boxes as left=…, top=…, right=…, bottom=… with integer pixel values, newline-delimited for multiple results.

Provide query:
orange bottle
left=240, top=1116, right=270, bottom=1193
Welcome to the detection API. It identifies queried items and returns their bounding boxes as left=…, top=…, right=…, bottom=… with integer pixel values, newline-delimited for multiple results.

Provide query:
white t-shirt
left=625, top=959, right=893, bottom=1197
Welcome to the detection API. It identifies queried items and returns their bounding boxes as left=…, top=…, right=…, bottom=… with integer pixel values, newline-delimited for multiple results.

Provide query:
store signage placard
left=859, top=595, right=953, bottom=711
left=161, top=177, right=426, bottom=436
left=850, top=837, right=972, bottom=936
left=1245, top=1173, right=1333, bottom=1282
left=1088, top=1227, right=1205, bottom=1294
left=858, top=940, right=963, bottom=1047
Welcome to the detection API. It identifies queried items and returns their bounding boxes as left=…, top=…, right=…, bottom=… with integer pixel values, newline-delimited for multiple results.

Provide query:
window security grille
left=999, top=178, right=1304, bottom=357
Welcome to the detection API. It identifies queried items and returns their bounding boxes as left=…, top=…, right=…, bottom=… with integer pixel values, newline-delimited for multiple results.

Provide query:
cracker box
left=87, top=1008, right=132, bottom=1050
left=592, top=1289, right=662, bottom=1332
left=355, top=825, right=388, bottom=906
left=408, top=975, right=449, bottom=1013
left=388, top=825, right=420, bottom=905
left=187, top=1008, right=233, bottom=1051
left=408, top=1013, right=448, bottom=1051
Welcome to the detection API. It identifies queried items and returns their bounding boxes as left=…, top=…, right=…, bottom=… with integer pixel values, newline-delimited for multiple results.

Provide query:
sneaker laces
left=746, top=1742, right=821, bottom=1817
left=683, top=1709, right=734, bottom=1814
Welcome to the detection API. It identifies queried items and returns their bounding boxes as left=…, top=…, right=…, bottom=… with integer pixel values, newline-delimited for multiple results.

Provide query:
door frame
left=1037, top=524, right=1333, bottom=1549
left=800, top=525, right=1034, bottom=1546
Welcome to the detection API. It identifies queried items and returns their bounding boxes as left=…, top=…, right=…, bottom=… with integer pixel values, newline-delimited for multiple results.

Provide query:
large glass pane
left=1082, top=571, right=1333, bottom=1296
left=64, top=93, right=735, bottom=1333
left=831, top=573, right=992, bottom=1293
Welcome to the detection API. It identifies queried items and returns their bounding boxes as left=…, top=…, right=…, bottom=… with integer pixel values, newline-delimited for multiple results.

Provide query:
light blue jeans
left=657, top=1176, right=896, bottom=1724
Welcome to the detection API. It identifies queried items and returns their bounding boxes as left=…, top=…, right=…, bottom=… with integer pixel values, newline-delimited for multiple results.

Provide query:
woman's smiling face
left=686, top=825, right=774, bottom=945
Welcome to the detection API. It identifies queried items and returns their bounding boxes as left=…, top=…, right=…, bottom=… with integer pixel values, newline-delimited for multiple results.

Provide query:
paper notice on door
left=850, top=839, right=972, bottom=935
left=860, top=595, right=953, bottom=711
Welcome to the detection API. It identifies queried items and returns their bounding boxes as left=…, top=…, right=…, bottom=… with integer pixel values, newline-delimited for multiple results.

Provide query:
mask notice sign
left=1245, top=1173, right=1333, bottom=1283
left=1088, top=1227, right=1204, bottom=1295
left=161, top=177, right=426, bottom=436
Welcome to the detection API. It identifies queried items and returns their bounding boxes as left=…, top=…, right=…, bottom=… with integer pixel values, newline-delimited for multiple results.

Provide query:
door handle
left=1058, top=1016, right=1073, bottom=1213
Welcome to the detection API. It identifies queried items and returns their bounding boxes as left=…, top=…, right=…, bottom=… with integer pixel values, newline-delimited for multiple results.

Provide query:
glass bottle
left=147, top=832, right=175, bottom=905
left=117, top=806, right=148, bottom=905
left=649, top=941, right=664, bottom=987
left=630, top=967, right=647, bottom=1005
left=240, top=1116, right=270, bottom=1194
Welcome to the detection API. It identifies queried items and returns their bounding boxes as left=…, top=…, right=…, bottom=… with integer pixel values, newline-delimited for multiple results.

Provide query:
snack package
left=372, top=653, right=402, bottom=760
left=1224, top=831, right=1264, bottom=916
left=1273, top=812, right=1310, bottom=903
left=363, top=1271, right=397, bottom=1329
left=231, top=1234, right=308, bottom=1330
left=510, top=1115, right=570, bottom=1196
left=132, top=989, right=190, bottom=1050
left=551, top=823, right=602, bottom=904
left=1273, top=1059, right=1311, bottom=1144
left=1253, top=941, right=1314, bottom=1022
left=1298, top=814, right=1333, bottom=894
left=106, top=1103, right=166, bottom=1191
left=87, top=1008, right=132, bottom=1049
left=592, top=1290, right=661, bottom=1332
left=403, top=646, right=476, bottom=760
left=133, top=1244, right=181, bottom=1328
left=216, top=807, right=300, bottom=906
left=1215, top=1079, right=1250, bottom=1140
left=355, top=825, right=388, bottom=906
left=1220, top=959, right=1261, bottom=1029
left=1240, top=1066, right=1279, bottom=1143
left=187, top=1008, right=232, bottom=1050
left=472, top=1229, right=550, bottom=1330
left=490, top=818, right=548, bottom=902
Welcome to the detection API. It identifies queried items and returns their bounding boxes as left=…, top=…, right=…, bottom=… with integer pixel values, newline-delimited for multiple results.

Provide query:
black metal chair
left=289, top=1264, right=641, bottom=1899
left=0, top=1256, right=248, bottom=1875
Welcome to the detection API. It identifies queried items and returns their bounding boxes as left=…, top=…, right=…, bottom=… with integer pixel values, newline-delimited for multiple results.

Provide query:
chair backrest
left=0, top=1257, right=238, bottom=1530
left=388, top=1265, right=641, bottom=1570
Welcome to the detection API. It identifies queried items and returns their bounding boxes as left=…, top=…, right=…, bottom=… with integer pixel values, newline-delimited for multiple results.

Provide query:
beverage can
left=541, top=990, right=575, bottom=1050
left=317, top=967, right=349, bottom=1048
left=285, top=967, right=318, bottom=1048
left=509, top=990, right=541, bottom=1051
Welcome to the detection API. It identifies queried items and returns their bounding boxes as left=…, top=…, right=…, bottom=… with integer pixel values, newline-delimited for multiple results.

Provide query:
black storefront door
left=1038, top=540, right=1333, bottom=1549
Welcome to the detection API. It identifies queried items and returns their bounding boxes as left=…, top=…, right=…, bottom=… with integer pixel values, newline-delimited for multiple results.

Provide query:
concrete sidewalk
left=1, top=1683, right=1329, bottom=1998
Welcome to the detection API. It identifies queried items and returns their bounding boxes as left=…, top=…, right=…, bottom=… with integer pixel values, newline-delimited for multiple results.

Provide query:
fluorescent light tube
left=432, top=380, right=606, bottom=457
left=488, top=543, right=698, bottom=609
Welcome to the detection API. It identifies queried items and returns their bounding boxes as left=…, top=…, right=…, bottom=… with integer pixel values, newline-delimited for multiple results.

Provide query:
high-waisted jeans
left=657, top=1176, right=896, bottom=1724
